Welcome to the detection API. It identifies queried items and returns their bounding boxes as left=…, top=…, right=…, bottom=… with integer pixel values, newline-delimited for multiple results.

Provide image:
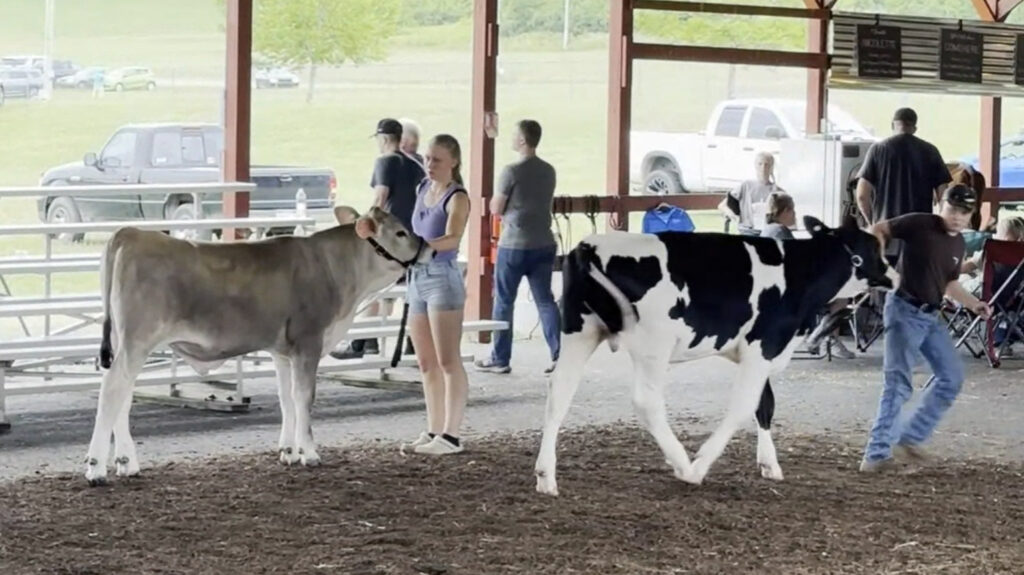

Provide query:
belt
left=894, top=291, right=940, bottom=313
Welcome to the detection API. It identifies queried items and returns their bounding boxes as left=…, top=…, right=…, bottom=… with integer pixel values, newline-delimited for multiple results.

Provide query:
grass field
left=1, top=0, right=1021, bottom=337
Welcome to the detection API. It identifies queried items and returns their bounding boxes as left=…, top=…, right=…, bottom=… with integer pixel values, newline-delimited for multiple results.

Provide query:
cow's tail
left=562, top=242, right=638, bottom=348
left=99, top=231, right=125, bottom=369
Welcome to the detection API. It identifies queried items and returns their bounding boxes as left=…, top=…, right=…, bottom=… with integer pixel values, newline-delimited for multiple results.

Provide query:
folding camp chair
left=934, top=240, right=1024, bottom=371
left=979, top=240, right=1024, bottom=367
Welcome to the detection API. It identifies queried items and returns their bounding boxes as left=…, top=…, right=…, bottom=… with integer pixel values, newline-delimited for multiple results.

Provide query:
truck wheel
left=170, top=203, right=213, bottom=241
left=645, top=169, right=685, bottom=195
left=146, top=82, right=156, bottom=91
left=47, top=196, right=85, bottom=243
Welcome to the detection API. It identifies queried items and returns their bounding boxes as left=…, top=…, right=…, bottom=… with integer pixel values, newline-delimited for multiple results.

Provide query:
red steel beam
left=631, top=43, right=829, bottom=69
left=607, top=0, right=633, bottom=231
left=635, top=0, right=828, bottom=19
left=222, top=0, right=252, bottom=241
left=804, top=11, right=828, bottom=134
left=974, top=0, right=1002, bottom=229
left=465, top=0, right=498, bottom=340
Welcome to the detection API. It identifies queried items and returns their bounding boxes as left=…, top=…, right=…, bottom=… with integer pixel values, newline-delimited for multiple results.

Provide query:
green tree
left=400, top=0, right=471, bottom=26
left=250, top=0, right=400, bottom=103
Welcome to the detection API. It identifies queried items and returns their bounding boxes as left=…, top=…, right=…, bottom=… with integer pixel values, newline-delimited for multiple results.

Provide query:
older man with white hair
left=398, top=117, right=424, bottom=166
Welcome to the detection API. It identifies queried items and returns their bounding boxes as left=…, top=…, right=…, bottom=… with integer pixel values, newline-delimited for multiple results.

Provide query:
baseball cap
left=942, top=184, right=978, bottom=211
left=372, top=118, right=403, bottom=138
left=892, top=107, right=917, bottom=125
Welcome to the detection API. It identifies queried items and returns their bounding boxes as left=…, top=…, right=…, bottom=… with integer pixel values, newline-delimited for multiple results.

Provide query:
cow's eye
left=396, top=230, right=408, bottom=238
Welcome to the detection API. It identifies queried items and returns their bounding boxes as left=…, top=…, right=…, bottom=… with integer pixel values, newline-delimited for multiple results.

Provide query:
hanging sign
left=939, top=28, right=984, bottom=84
left=856, top=24, right=903, bottom=79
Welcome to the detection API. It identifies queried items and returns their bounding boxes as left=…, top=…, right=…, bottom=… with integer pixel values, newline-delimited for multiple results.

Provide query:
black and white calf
left=535, top=216, right=895, bottom=495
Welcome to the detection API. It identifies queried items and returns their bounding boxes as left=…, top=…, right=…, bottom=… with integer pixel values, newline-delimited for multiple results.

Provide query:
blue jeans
left=491, top=246, right=561, bottom=366
left=864, top=294, right=965, bottom=462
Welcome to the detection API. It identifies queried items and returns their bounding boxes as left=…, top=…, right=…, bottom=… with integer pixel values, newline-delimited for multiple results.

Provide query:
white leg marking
left=290, top=353, right=321, bottom=467
left=628, top=342, right=694, bottom=483
left=535, top=330, right=600, bottom=496
left=272, top=354, right=300, bottom=465
left=687, top=353, right=772, bottom=485
left=113, top=395, right=140, bottom=478
left=85, top=347, right=146, bottom=486
left=756, top=426, right=784, bottom=481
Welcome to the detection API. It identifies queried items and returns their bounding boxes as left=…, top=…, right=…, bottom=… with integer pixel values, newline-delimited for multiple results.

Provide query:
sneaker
left=414, top=435, right=464, bottom=455
left=830, top=337, right=856, bottom=359
left=474, top=358, right=511, bottom=374
left=400, top=431, right=434, bottom=455
left=858, top=456, right=899, bottom=473
left=544, top=363, right=557, bottom=375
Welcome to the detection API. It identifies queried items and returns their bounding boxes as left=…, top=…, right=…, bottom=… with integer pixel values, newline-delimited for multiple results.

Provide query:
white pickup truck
left=630, top=98, right=876, bottom=195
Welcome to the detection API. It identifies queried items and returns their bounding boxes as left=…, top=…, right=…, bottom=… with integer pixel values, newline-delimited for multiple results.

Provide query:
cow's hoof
left=680, top=458, right=707, bottom=485
left=86, top=474, right=108, bottom=487
left=115, top=456, right=140, bottom=478
left=535, top=470, right=559, bottom=496
left=279, top=447, right=300, bottom=466
left=300, top=451, right=321, bottom=467
left=759, top=463, right=784, bottom=481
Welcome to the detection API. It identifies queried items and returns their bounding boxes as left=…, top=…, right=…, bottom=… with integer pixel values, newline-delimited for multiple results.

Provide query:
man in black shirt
left=332, top=118, right=426, bottom=360
left=861, top=185, right=990, bottom=473
left=856, top=107, right=953, bottom=263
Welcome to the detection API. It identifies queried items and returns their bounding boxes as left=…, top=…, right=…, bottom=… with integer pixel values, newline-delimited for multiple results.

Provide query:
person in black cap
left=332, top=118, right=426, bottom=360
left=855, top=107, right=952, bottom=263
left=860, top=183, right=990, bottom=473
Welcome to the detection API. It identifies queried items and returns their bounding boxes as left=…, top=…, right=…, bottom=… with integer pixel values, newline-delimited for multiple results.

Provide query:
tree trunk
left=306, top=62, right=317, bottom=104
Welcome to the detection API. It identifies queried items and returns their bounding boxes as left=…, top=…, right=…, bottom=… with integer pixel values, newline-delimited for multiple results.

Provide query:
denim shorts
left=407, top=259, right=466, bottom=314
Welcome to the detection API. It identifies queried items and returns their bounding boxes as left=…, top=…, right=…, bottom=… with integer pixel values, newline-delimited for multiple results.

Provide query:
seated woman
left=760, top=192, right=796, bottom=240
left=960, top=216, right=1024, bottom=297
left=718, top=151, right=784, bottom=236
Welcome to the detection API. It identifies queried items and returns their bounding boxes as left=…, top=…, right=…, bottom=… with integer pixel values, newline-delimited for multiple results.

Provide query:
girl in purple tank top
left=401, top=134, right=472, bottom=456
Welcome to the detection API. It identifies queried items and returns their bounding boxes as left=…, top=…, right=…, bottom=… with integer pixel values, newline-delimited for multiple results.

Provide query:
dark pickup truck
left=37, top=123, right=336, bottom=241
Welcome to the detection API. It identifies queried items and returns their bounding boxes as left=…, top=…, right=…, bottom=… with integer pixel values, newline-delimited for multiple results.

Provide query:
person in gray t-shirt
left=718, top=152, right=784, bottom=236
left=475, top=120, right=561, bottom=374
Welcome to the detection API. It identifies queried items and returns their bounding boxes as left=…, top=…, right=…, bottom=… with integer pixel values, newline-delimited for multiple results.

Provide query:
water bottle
left=295, top=188, right=307, bottom=218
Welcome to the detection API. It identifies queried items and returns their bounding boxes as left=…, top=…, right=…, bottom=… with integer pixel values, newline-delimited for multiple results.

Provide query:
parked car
left=37, top=123, right=337, bottom=242
left=104, top=67, right=156, bottom=92
left=51, top=60, right=79, bottom=80
left=56, top=66, right=105, bottom=89
left=1, top=55, right=44, bottom=69
left=254, top=67, right=299, bottom=89
left=0, top=67, right=45, bottom=99
left=629, top=98, right=876, bottom=194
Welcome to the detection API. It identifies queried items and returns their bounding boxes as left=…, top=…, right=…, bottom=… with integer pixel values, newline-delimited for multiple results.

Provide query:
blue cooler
left=642, top=204, right=695, bottom=234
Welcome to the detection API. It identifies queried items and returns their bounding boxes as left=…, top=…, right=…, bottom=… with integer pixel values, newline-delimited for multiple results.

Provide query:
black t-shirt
left=858, top=133, right=951, bottom=225
left=889, top=213, right=965, bottom=306
left=371, top=151, right=426, bottom=231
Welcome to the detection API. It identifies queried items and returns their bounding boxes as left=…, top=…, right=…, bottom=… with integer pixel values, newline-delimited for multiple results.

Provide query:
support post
left=607, top=0, right=634, bottom=231
left=980, top=97, right=1001, bottom=227
left=804, top=4, right=828, bottom=134
left=466, top=0, right=498, bottom=342
left=222, top=0, right=252, bottom=242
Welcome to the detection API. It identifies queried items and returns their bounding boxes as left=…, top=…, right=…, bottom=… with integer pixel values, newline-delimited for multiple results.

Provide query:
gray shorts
left=407, top=259, right=465, bottom=315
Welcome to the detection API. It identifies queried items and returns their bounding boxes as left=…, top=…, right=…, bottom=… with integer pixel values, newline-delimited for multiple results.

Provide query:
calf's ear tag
left=851, top=254, right=863, bottom=268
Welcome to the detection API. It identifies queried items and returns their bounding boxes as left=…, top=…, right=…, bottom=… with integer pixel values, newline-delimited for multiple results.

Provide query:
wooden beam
left=971, top=0, right=998, bottom=20
left=634, top=0, right=828, bottom=19
left=631, top=43, right=829, bottom=69
left=465, top=0, right=497, bottom=340
left=980, top=98, right=1002, bottom=228
left=607, top=0, right=633, bottom=231
left=805, top=12, right=828, bottom=134
left=222, top=0, right=252, bottom=242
